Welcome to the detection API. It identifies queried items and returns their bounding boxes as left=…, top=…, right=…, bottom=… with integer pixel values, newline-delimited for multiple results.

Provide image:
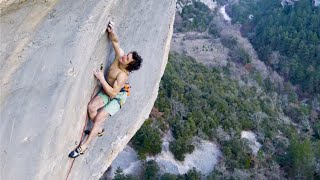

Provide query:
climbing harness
left=123, top=82, right=131, bottom=96
left=114, top=82, right=131, bottom=108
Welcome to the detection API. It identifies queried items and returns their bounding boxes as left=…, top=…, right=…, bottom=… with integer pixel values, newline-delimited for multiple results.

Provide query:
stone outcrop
left=281, top=0, right=299, bottom=7
left=0, top=0, right=176, bottom=179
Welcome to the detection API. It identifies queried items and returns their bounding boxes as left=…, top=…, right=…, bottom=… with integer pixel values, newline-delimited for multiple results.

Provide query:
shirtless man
left=69, top=22, right=143, bottom=158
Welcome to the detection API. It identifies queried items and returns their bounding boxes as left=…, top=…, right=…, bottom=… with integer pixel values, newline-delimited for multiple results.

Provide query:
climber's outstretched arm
left=107, top=22, right=124, bottom=58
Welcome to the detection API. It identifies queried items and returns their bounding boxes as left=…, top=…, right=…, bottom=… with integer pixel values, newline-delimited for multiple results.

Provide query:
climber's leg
left=88, top=92, right=109, bottom=121
left=80, top=109, right=109, bottom=151
left=68, top=107, right=109, bottom=158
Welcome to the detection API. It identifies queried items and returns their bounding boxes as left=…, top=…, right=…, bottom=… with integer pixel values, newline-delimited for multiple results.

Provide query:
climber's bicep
left=112, top=41, right=124, bottom=58
left=112, top=73, right=128, bottom=94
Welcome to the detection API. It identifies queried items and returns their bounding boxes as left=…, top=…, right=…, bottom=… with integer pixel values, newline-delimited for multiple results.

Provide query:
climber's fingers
left=108, top=21, right=114, bottom=27
left=107, top=21, right=114, bottom=33
left=107, top=26, right=112, bottom=33
left=93, top=69, right=104, bottom=81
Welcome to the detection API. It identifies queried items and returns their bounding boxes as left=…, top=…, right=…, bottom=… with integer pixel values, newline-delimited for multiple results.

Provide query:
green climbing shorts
left=97, top=90, right=127, bottom=116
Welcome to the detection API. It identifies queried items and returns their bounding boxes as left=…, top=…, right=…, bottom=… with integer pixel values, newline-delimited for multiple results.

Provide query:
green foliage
left=231, top=0, right=320, bottom=95
left=176, top=1, right=213, bottom=32
left=230, top=0, right=259, bottom=23
left=131, top=120, right=162, bottom=159
left=169, top=136, right=195, bottom=161
left=184, top=168, right=202, bottom=180
left=160, top=173, right=178, bottom=180
left=228, top=46, right=251, bottom=65
left=220, top=36, right=238, bottom=49
left=286, top=137, right=315, bottom=179
left=113, top=167, right=138, bottom=180
left=154, top=52, right=318, bottom=177
left=222, top=139, right=253, bottom=169
left=206, top=169, right=222, bottom=180
left=313, top=121, right=320, bottom=139
left=315, top=140, right=320, bottom=160
left=208, top=23, right=221, bottom=38
left=159, top=168, right=202, bottom=180
left=156, top=52, right=285, bottom=162
left=143, top=160, right=160, bottom=180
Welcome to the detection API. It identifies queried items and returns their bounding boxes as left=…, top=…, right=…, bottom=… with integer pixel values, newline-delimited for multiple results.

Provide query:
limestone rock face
left=0, top=0, right=176, bottom=179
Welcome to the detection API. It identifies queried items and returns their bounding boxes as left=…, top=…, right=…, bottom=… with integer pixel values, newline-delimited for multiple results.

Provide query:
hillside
left=229, top=0, right=320, bottom=96
left=108, top=0, right=319, bottom=179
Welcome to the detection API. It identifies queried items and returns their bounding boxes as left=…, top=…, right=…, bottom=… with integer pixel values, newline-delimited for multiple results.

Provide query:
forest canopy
left=230, top=0, right=320, bottom=95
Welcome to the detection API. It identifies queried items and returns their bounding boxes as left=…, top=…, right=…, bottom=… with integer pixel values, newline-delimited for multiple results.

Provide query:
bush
left=169, top=137, right=194, bottom=161
left=114, top=167, right=138, bottom=180
left=184, top=168, right=202, bottom=180
left=222, top=139, right=253, bottom=169
left=314, top=121, right=320, bottom=139
left=144, top=160, right=160, bottom=180
left=220, top=36, right=237, bottom=49
left=286, top=138, right=315, bottom=179
left=160, top=173, right=178, bottom=180
left=208, top=23, right=220, bottom=37
left=131, top=121, right=162, bottom=159
left=177, top=1, right=213, bottom=32
left=155, top=52, right=317, bottom=177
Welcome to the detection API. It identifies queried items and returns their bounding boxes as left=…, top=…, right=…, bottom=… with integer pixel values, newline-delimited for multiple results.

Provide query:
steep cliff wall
left=0, top=0, right=176, bottom=179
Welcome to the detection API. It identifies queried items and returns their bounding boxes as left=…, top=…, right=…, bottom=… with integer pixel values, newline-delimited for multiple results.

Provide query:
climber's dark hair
left=127, top=51, right=143, bottom=72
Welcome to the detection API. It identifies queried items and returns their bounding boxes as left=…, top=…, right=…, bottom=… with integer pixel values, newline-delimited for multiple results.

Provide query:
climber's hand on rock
left=93, top=69, right=104, bottom=81
left=107, top=26, right=112, bottom=33
left=107, top=21, right=114, bottom=33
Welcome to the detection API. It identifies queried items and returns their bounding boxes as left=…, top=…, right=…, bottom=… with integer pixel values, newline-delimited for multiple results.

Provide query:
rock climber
left=69, top=21, right=143, bottom=158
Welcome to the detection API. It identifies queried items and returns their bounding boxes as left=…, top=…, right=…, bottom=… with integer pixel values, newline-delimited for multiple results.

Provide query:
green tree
left=114, top=167, right=138, bottom=180
left=231, top=0, right=320, bottom=94
left=143, top=160, right=160, bottom=180
left=287, top=138, right=315, bottom=179
left=160, top=173, right=178, bottom=180
left=131, top=121, right=162, bottom=159
left=169, top=136, right=194, bottom=161
left=184, top=168, right=202, bottom=180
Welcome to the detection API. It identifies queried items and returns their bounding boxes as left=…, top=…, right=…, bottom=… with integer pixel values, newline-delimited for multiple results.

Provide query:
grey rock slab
left=0, top=0, right=176, bottom=179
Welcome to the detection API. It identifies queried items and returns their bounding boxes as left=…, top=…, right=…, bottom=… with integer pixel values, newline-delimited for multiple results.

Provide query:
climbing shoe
left=84, top=128, right=105, bottom=137
left=68, top=146, right=86, bottom=158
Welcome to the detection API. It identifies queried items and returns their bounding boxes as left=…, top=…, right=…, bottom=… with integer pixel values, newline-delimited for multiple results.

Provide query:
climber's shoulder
left=113, top=48, right=124, bottom=64
left=114, top=46, right=124, bottom=58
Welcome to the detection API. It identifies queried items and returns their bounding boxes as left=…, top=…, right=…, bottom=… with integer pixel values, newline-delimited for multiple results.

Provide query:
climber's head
left=120, top=51, right=143, bottom=72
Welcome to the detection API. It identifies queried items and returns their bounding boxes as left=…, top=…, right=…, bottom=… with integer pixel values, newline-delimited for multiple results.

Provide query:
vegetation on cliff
left=129, top=52, right=319, bottom=179
left=121, top=1, right=319, bottom=179
left=230, top=0, right=320, bottom=96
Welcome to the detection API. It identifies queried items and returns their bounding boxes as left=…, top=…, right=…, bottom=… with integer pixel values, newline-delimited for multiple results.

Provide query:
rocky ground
left=171, top=32, right=229, bottom=67
left=105, top=132, right=221, bottom=179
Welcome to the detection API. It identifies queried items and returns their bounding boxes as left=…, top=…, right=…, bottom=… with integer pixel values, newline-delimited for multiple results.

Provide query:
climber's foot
left=68, top=146, right=87, bottom=158
left=84, top=128, right=105, bottom=137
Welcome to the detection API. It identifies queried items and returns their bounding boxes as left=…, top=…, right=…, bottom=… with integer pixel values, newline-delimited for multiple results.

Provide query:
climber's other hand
left=93, top=69, right=104, bottom=81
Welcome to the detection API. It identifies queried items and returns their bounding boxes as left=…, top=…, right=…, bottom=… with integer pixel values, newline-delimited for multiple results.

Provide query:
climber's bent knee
left=88, top=95, right=105, bottom=112
left=95, top=109, right=109, bottom=123
left=88, top=103, right=96, bottom=116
